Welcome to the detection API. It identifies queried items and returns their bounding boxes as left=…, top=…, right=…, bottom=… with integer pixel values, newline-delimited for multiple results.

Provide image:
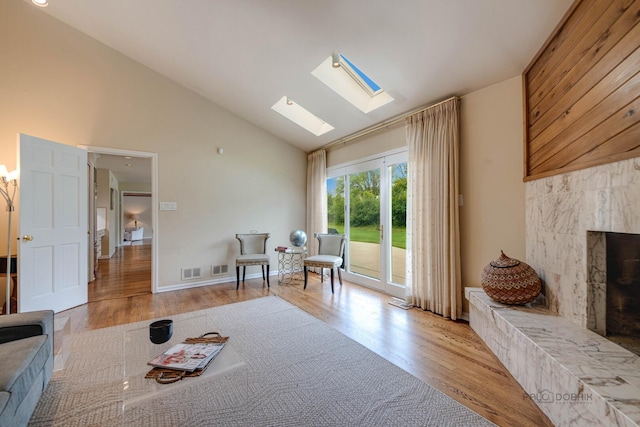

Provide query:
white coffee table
left=122, top=315, right=246, bottom=420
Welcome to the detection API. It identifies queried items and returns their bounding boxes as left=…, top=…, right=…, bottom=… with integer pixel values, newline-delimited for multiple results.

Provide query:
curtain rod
left=321, top=96, right=459, bottom=151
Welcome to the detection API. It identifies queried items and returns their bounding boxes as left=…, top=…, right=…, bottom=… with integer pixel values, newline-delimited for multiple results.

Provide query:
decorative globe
left=289, top=229, right=307, bottom=247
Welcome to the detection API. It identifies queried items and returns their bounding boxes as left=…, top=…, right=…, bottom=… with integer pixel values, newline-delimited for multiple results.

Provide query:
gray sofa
left=0, top=310, right=54, bottom=427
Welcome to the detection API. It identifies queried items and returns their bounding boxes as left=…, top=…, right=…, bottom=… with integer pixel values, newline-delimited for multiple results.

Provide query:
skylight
left=312, top=53, right=393, bottom=114
left=271, top=96, right=334, bottom=136
left=338, top=54, right=382, bottom=96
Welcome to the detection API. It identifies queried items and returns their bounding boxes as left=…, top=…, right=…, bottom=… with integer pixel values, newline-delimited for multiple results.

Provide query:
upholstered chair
left=303, top=233, right=346, bottom=293
left=235, top=233, right=270, bottom=290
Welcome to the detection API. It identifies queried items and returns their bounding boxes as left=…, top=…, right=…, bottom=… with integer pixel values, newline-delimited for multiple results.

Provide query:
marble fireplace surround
left=467, top=157, right=640, bottom=426
left=527, top=157, right=640, bottom=327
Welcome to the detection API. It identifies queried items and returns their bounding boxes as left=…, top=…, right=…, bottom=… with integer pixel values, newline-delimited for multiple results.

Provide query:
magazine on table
left=147, top=342, right=225, bottom=372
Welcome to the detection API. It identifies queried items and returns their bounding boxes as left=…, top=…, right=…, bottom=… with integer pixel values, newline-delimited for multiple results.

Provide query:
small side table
left=0, top=255, right=17, bottom=315
left=275, top=247, right=307, bottom=284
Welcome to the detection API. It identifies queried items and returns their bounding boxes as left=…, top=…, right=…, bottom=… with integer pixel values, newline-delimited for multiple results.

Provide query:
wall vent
left=181, top=267, right=202, bottom=280
left=211, top=264, right=229, bottom=276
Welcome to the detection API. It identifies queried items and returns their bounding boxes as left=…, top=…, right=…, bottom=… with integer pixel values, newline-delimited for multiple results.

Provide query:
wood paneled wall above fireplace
left=523, top=0, right=640, bottom=181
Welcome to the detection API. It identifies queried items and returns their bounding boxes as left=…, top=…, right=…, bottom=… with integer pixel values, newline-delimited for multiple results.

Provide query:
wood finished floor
left=67, top=243, right=551, bottom=427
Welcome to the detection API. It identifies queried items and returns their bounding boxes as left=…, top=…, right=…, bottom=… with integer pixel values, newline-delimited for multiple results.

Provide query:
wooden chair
left=235, top=233, right=270, bottom=290
left=303, top=233, right=346, bottom=293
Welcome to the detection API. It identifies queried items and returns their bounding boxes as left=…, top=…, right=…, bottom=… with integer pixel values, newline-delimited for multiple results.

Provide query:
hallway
left=89, top=241, right=152, bottom=301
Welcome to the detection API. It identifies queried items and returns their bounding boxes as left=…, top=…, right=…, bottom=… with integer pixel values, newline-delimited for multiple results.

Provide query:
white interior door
left=18, top=134, right=88, bottom=313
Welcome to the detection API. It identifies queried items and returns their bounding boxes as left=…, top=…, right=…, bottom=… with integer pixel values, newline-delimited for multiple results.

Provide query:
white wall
left=0, top=0, right=306, bottom=291
left=459, top=76, right=527, bottom=310
left=120, top=182, right=152, bottom=193
left=96, top=168, right=119, bottom=258
left=327, top=123, right=406, bottom=167
left=123, top=195, right=152, bottom=239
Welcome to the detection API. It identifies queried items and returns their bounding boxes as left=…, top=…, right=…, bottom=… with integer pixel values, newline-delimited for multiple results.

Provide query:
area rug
left=30, top=296, right=495, bottom=426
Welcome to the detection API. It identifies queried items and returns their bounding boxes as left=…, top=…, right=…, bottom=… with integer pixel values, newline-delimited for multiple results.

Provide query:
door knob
left=22, top=235, right=33, bottom=241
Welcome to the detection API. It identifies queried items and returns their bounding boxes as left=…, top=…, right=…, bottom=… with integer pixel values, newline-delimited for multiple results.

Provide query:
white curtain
left=306, top=150, right=327, bottom=260
left=405, top=98, right=462, bottom=319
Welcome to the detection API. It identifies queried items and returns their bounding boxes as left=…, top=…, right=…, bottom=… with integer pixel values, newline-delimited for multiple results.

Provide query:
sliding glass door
left=326, top=151, right=407, bottom=297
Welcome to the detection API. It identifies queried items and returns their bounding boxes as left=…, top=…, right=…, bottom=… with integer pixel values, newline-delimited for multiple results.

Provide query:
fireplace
left=495, top=157, right=640, bottom=426
left=605, top=232, right=640, bottom=355
left=586, top=231, right=640, bottom=355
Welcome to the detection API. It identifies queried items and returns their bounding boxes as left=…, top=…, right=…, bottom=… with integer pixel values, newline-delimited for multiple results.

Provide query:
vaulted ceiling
left=26, top=0, right=574, bottom=153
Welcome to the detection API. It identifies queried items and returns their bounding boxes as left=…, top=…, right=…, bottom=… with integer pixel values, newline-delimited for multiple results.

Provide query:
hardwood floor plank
left=62, top=244, right=551, bottom=426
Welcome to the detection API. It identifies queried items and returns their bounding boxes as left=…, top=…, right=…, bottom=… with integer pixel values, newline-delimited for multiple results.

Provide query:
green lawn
left=328, top=223, right=406, bottom=249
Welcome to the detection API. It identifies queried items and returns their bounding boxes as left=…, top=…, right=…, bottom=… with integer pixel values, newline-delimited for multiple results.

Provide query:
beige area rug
left=30, top=296, right=495, bottom=426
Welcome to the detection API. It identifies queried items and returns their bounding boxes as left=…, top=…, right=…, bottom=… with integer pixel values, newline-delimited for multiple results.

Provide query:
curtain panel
left=405, top=98, right=462, bottom=319
left=306, top=150, right=327, bottom=261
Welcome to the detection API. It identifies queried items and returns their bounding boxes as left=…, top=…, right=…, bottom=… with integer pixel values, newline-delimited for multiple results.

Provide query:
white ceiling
left=94, top=153, right=151, bottom=185
left=28, top=0, right=573, bottom=153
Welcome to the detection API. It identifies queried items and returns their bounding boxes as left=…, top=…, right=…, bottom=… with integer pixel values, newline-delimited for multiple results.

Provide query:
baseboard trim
left=156, top=270, right=277, bottom=293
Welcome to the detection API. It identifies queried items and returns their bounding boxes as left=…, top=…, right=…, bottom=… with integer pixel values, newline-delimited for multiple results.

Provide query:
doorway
left=82, top=146, right=158, bottom=300
left=122, top=192, right=152, bottom=245
left=326, top=150, right=407, bottom=298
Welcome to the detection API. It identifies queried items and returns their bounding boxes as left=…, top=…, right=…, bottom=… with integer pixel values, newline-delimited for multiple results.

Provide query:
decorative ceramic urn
left=481, top=251, right=541, bottom=305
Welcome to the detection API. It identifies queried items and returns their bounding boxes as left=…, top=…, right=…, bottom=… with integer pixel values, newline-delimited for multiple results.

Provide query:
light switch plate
left=160, top=202, right=177, bottom=211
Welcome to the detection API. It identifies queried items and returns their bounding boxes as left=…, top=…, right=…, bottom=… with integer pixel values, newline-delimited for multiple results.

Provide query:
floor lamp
left=0, top=166, right=17, bottom=315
